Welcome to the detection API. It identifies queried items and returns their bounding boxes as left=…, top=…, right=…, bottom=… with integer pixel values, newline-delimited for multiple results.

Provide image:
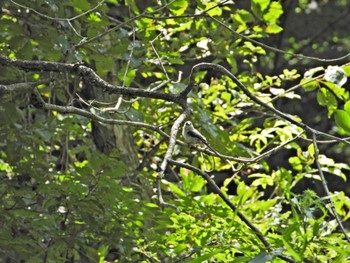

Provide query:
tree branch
left=0, top=80, right=50, bottom=94
left=168, top=159, right=298, bottom=262
left=31, top=88, right=168, bottom=135
left=168, top=159, right=271, bottom=249
left=156, top=108, right=192, bottom=212
left=0, top=55, right=183, bottom=105
left=182, top=62, right=350, bottom=146
left=208, top=14, right=350, bottom=63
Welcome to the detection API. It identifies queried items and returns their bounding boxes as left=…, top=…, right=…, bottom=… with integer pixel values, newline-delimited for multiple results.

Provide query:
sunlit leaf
left=289, top=156, right=303, bottom=171
left=169, top=0, right=188, bottom=15
left=324, top=66, right=347, bottom=87
left=334, top=110, right=350, bottom=134
left=304, top=67, right=324, bottom=79
left=266, top=2, right=283, bottom=20
left=205, top=2, right=222, bottom=16
left=344, top=100, right=350, bottom=114
left=189, top=175, right=206, bottom=192
left=266, top=23, right=283, bottom=34
left=316, top=87, right=337, bottom=117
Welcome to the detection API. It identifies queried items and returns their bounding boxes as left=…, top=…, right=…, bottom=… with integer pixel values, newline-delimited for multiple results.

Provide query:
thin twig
left=168, top=159, right=271, bottom=249
left=31, top=88, right=168, bottom=136
left=248, top=131, right=306, bottom=163
left=10, top=0, right=105, bottom=39
left=208, top=14, right=350, bottom=63
left=168, top=159, right=297, bottom=262
left=72, top=0, right=177, bottom=49
left=150, top=31, right=170, bottom=81
left=268, top=75, right=323, bottom=103
left=311, top=133, right=350, bottom=243
left=182, top=62, right=350, bottom=146
left=10, top=0, right=105, bottom=22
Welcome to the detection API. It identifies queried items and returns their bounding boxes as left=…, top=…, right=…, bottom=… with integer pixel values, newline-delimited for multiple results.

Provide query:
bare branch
left=156, top=108, right=192, bottom=212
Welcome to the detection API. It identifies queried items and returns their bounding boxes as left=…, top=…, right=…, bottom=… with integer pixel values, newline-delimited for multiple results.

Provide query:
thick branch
left=0, top=80, right=49, bottom=94
left=0, top=55, right=182, bottom=105
left=156, top=107, right=192, bottom=211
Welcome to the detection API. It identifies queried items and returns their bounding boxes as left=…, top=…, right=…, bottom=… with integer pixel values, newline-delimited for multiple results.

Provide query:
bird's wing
left=187, top=129, right=207, bottom=143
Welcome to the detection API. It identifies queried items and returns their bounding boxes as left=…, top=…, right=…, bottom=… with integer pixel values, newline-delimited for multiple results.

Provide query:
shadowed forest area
left=1, top=0, right=350, bottom=262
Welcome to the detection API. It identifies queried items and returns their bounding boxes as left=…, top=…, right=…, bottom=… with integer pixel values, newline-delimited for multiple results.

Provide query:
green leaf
left=243, top=41, right=266, bottom=55
left=307, top=143, right=315, bottom=159
left=70, top=0, right=91, bottom=11
left=205, top=2, right=222, bottom=16
left=289, top=156, right=303, bottom=171
left=189, top=175, right=206, bottom=192
left=188, top=249, right=223, bottom=263
left=118, top=66, right=136, bottom=86
left=334, top=110, right=350, bottom=134
left=266, top=23, right=283, bottom=34
left=342, top=64, right=350, bottom=76
left=167, top=182, right=186, bottom=198
left=145, top=202, right=158, bottom=208
left=226, top=56, right=238, bottom=73
left=87, top=13, right=102, bottom=22
left=316, top=87, right=337, bottom=117
left=344, top=100, right=350, bottom=114
left=125, top=108, right=144, bottom=122
left=281, top=237, right=302, bottom=261
left=249, top=173, right=274, bottom=189
left=169, top=0, right=188, bottom=15
left=173, top=243, right=187, bottom=254
left=323, top=81, right=349, bottom=101
left=251, top=0, right=270, bottom=19
left=300, top=78, right=319, bottom=91
left=264, top=2, right=283, bottom=23
left=169, top=83, right=186, bottom=94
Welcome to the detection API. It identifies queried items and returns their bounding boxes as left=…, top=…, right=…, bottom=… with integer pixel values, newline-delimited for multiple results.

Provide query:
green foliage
left=0, top=0, right=349, bottom=262
left=302, top=65, right=350, bottom=134
left=335, top=101, right=350, bottom=134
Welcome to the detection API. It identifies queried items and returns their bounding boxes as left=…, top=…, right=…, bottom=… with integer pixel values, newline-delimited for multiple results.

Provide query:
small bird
left=182, top=121, right=208, bottom=145
left=182, top=121, right=222, bottom=158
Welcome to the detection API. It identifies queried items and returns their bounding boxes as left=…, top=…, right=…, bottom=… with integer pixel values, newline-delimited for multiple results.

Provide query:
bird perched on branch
left=182, top=121, right=222, bottom=159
